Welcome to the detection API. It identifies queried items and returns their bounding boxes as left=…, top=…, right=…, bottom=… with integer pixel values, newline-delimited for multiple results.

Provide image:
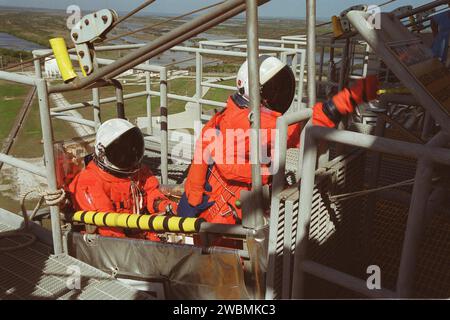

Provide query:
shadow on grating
left=0, top=223, right=151, bottom=300
left=369, top=199, right=450, bottom=298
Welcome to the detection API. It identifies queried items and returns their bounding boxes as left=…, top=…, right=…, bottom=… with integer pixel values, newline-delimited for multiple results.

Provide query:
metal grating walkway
left=0, top=222, right=151, bottom=300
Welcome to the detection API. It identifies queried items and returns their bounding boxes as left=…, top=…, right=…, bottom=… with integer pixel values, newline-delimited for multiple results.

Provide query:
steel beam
left=306, top=0, right=317, bottom=106
left=36, top=79, right=63, bottom=255
left=160, top=67, right=169, bottom=184
left=0, top=153, right=46, bottom=178
left=244, top=0, right=264, bottom=230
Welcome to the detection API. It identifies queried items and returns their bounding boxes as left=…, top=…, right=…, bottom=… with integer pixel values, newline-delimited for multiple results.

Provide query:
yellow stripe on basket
left=182, top=218, right=198, bottom=233
left=116, top=214, right=130, bottom=228
left=104, top=213, right=118, bottom=227
left=84, top=211, right=96, bottom=224
left=152, top=216, right=166, bottom=231
left=138, top=215, right=151, bottom=231
left=93, top=212, right=106, bottom=227
left=127, top=214, right=140, bottom=229
left=73, top=211, right=83, bottom=222
left=168, top=216, right=182, bottom=232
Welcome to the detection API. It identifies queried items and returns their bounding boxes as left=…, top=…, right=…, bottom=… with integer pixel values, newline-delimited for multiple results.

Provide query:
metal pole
left=347, top=11, right=450, bottom=134
left=195, top=50, right=203, bottom=124
left=160, top=67, right=169, bottom=184
left=109, top=79, right=125, bottom=119
left=364, top=114, right=387, bottom=265
left=302, top=260, right=396, bottom=298
left=291, top=125, right=318, bottom=298
left=145, top=60, right=153, bottom=135
left=421, top=111, right=434, bottom=140
left=306, top=0, right=316, bottom=107
left=396, top=131, right=449, bottom=297
left=244, top=0, right=264, bottom=230
left=33, top=54, right=42, bottom=79
left=309, top=126, right=450, bottom=166
left=35, top=79, right=63, bottom=255
left=48, top=0, right=269, bottom=94
left=0, top=153, right=47, bottom=178
left=298, top=50, right=306, bottom=109
left=92, top=88, right=101, bottom=127
left=397, top=0, right=450, bottom=19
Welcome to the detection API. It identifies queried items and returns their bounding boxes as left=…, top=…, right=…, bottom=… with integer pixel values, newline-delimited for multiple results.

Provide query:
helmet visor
left=105, top=127, right=144, bottom=170
left=261, top=65, right=296, bottom=114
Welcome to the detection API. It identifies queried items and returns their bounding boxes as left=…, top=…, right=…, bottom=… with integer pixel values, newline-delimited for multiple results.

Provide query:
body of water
left=0, top=32, right=44, bottom=51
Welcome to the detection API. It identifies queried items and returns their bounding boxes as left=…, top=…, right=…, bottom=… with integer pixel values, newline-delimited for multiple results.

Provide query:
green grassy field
left=60, top=76, right=207, bottom=122
left=0, top=80, right=77, bottom=158
left=0, top=80, right=28, bottom=141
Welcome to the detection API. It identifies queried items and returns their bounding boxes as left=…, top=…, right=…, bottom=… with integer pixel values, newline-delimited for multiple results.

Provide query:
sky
left=0, top=0, right=435, bottom=18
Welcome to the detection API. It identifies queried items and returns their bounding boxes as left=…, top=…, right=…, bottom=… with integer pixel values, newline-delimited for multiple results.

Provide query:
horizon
left=0, top=0, right=433, bottom=19
left=0, top=4, right=314, bottom=20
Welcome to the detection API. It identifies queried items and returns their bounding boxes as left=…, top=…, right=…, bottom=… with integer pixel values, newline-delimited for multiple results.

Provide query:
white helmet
left=236, top=55, right=296, bottom=114
left=94, top=118, right=144, bottom=176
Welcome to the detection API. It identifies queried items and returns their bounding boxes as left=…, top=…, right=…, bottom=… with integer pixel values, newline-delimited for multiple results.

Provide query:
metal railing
left=0, top=70, right=64, bottom=255
left=291, top=125, right=449, bottom=298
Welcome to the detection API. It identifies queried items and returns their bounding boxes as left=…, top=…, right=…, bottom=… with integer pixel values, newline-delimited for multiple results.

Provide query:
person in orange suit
left=177, top=55, right=378, bottom=234
left=69, top=119, right=177, bottom=240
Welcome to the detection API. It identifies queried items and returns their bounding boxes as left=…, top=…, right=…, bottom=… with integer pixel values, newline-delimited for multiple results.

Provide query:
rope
left=329, top=177, right=440, bottom=202
left=0, top=188, right=65, bottom=251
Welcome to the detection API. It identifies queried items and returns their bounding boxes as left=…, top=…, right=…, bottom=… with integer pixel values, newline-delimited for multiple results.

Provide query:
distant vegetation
left=0, top=48, right=32, bottom=66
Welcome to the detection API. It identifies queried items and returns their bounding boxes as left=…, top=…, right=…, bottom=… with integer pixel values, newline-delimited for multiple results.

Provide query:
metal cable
left=1, top=0, right=157, bottom=71
left=330, top=177, right=440, bottom=202
left=112, top=0, right=156, bottom=27
left=104, top=1, right=226, bottom=45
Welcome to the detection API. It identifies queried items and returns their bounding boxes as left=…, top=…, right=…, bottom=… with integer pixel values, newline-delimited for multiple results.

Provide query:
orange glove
left=157, top=199, right=178, bottom=214
left=313, top=75, right=379, bottom=127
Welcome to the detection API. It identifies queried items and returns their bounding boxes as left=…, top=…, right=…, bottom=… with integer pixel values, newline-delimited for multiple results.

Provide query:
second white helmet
left=236, top=55, right=296, bottom=114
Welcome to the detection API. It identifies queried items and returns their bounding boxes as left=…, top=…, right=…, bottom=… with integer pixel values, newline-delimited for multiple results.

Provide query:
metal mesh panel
left=368, top=199, right=450, bottom=298
left=305, top=150, right=366, bottom=277
left=269, top=149, right=366, bottom=299
left=272, top=201, right=285, bottom=299
left=0, top=223, right=151, bottom=300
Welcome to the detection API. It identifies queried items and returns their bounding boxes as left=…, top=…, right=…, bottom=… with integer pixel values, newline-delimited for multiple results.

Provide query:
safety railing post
left=195, top=50, right=203, bottom=124
left=146, top=60, right=153, bottom=135
left=92, top=88, right=101, bottom=128
left=35, top=79, right=64, bottom=255
left=110, top=79, right=125, bottom=119
left=160, top=67, right=169, bottom=184
left=244, top=0, right=264, bottom=230
left=33, top=54, right=42, bottom=79
left=306, top=0, right=316, bottom=107
left=298, top=49, right=306, bottom=109
left=291, top=125, right=318, bottom=298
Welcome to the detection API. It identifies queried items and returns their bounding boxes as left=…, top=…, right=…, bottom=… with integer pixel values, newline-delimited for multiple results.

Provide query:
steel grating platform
left=0, top=222, right=151, bottom=300
left=369, top=199, right=450, bottom=298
